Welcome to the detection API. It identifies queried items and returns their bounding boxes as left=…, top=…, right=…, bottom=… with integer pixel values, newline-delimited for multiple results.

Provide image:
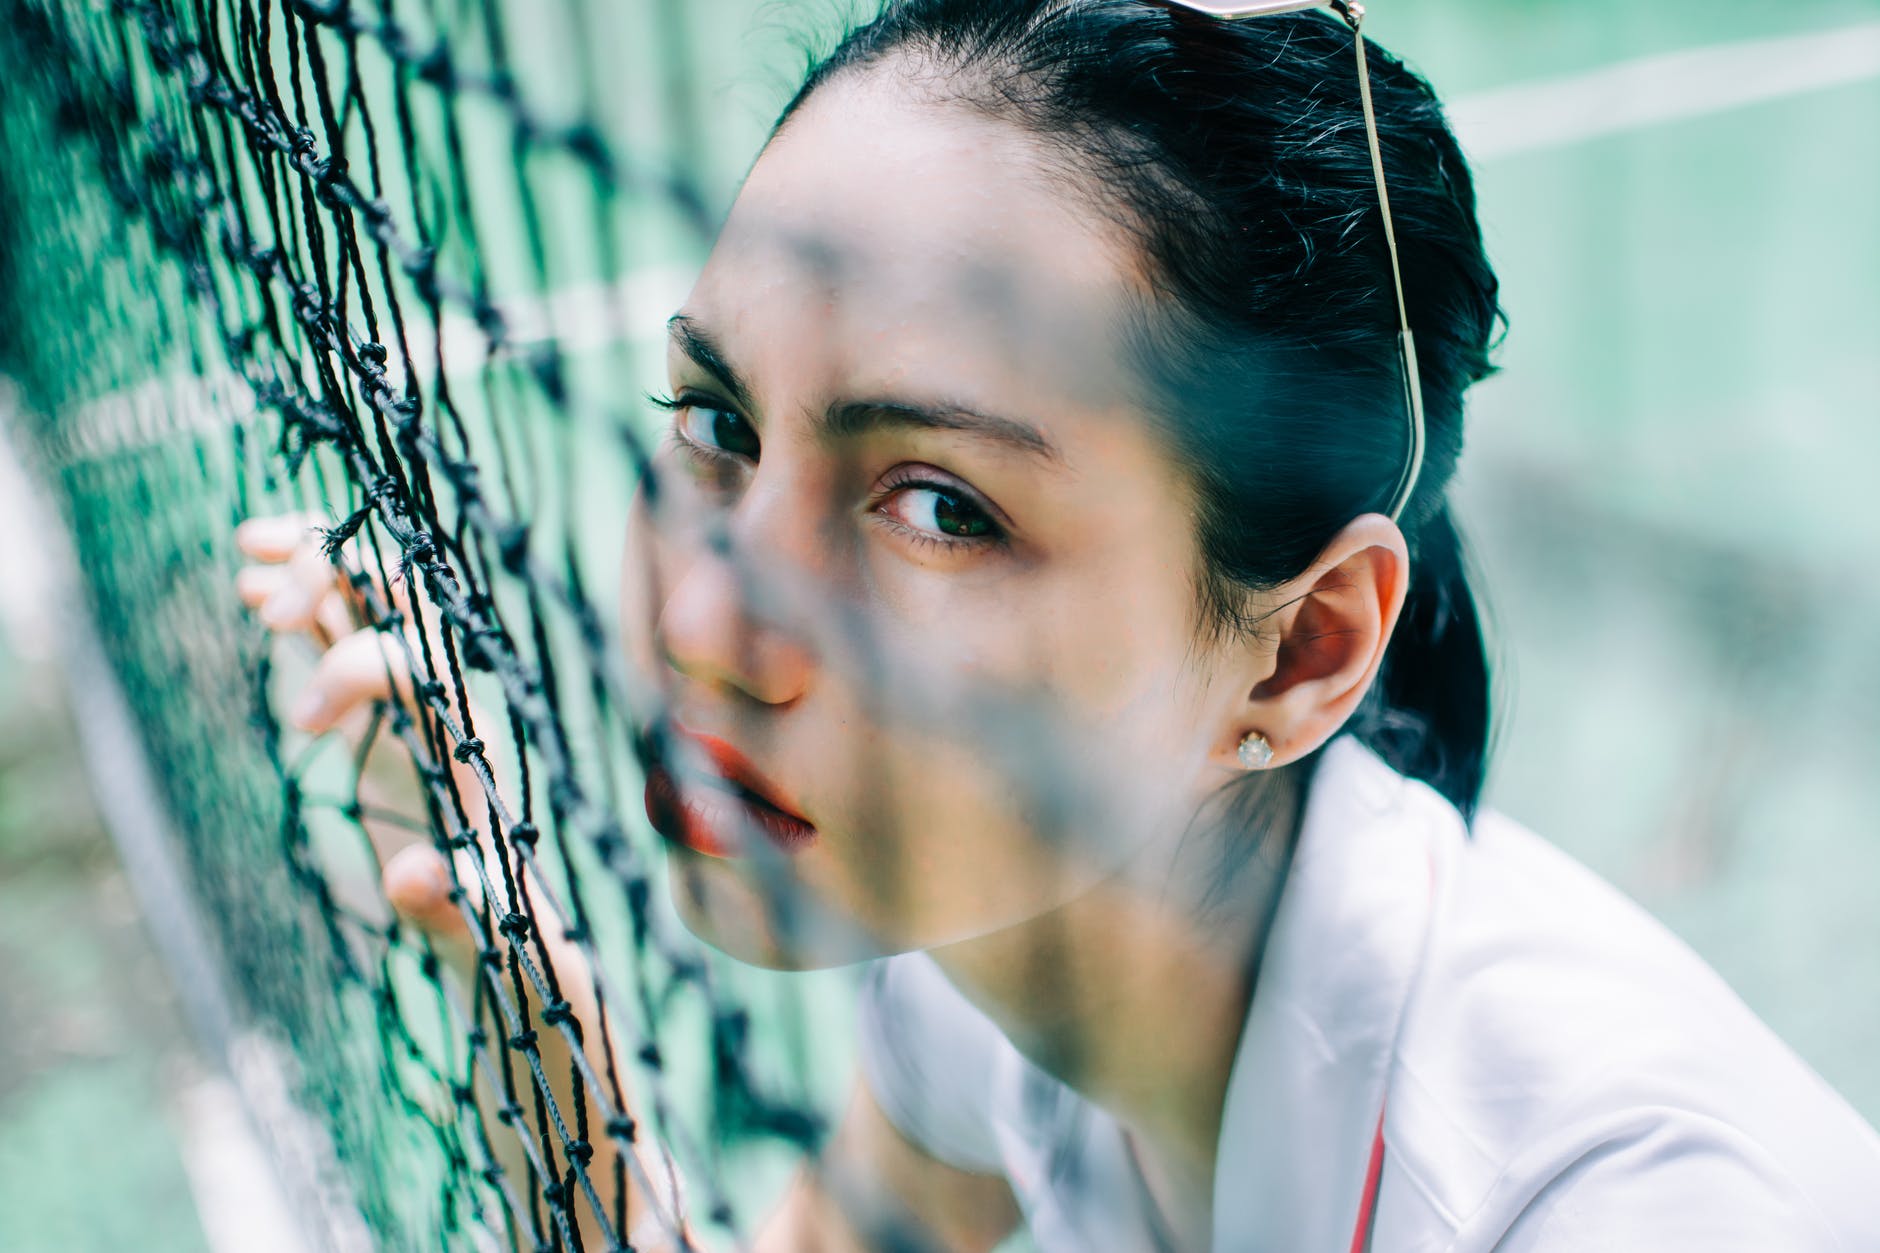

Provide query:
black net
left=0, top=0, right=831, bottom=1247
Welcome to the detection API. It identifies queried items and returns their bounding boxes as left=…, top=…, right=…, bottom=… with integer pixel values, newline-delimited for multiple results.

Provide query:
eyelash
left=870, top=469, right=1007, bottom=552
left=648, top=391, right=1008, bottom=552
left=651, top=391, right=746, bottom=477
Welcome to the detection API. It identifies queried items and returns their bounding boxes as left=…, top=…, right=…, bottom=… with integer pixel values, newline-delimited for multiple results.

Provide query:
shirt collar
left=1210, top=735, right=1456, bottom=1251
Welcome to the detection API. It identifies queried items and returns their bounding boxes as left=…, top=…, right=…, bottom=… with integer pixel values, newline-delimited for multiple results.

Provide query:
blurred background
left=1, top=0, right=1876, bottom=1247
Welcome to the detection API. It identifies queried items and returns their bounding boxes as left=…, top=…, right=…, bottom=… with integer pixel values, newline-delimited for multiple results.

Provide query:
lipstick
left=640, top=722, right=818, bottom=858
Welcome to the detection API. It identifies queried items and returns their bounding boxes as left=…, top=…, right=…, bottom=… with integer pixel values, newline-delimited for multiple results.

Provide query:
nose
left=653, top=529, right=818, bottom=708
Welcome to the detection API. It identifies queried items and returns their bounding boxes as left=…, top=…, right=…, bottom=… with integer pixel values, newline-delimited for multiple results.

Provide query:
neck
left=929, top=772, right=1302, bottom=1236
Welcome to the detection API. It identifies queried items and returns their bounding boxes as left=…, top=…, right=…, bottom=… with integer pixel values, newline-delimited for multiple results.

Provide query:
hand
left=235, top=512, right=676, bottom=1248
left=235, top=512, right=483, bottom=940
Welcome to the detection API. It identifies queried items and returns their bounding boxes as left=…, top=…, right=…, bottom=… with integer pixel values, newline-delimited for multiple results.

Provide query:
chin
left=665, top=850, right=889, bottom=972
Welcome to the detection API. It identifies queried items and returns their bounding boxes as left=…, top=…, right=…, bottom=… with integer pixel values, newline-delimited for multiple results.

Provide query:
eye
left=653, top=392, right=761, bottom=461
left=685, top=403, right=762, bottom=461
left=875, top=472, right=1005, bottom=547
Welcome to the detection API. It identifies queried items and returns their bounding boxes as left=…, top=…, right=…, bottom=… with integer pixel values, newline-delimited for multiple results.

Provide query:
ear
left=1230, top=514, right=1409, bottom=768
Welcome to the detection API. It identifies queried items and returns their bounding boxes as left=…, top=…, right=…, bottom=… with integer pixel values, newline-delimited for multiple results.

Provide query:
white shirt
left=857, top=736, right=1880, bottom=1250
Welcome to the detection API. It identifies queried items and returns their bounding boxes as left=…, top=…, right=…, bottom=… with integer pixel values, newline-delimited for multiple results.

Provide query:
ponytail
left=1359, top=505, right=1492, bottom=823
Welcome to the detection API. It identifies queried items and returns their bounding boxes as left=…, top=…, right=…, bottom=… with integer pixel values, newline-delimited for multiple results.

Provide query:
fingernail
left=291, top=687, right=328, bottom=730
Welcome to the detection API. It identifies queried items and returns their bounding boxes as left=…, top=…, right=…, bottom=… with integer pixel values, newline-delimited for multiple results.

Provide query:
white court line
left=1450, top=20, right=1880, bottom=161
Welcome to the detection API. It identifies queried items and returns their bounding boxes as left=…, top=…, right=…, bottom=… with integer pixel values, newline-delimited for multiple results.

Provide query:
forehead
left=685, top=70, right=1146, bottom=411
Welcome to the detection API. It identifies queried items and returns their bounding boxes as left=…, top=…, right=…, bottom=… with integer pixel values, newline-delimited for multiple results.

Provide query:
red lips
left=642, top=724, right=818, bottom=858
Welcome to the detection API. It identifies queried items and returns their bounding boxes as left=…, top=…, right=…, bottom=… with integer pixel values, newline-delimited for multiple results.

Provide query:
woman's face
left=620, top=72, right=1262, bottom=969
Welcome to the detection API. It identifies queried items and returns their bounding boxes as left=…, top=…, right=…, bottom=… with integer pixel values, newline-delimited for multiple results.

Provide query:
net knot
left=497, top=912, right=531, bottom=940
left=473, top=300, right=507, bottom=343
left=565, top=1140, right=594, bottom=1166
left=319, top=506, right=372, bottom=557
left=563, top=123, right=612, bottom=175
left=451, top=737, right=485, bottom=763
left=184, top=53, right=212, bottom=96
left=508, top=1028, right=538, bottom=1052
left=312, top=155, right=349, bottom=207
left=508, top=821, right=539, bottom=847
left=605, top=1116, right=636, bottom=1142
left=715, top=1009, right=750, bottom=1043
left=540, top=1000, right=574, bottom=1027
left=498, top=522, right=530, bottom=572
left=416, top=44, right=454, bottom=88
left=407, top=247, right=439, bottom=303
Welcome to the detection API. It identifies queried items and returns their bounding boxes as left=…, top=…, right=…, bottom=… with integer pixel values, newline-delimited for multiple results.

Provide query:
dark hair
left=778, top=0, right=1502, bottom=819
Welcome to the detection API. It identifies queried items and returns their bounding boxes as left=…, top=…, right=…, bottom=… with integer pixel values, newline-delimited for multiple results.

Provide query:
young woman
left=238, top=1, right=1880, bottom=1248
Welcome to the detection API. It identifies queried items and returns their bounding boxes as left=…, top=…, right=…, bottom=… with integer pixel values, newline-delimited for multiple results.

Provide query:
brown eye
left=682, top=404, right=761, bottom=460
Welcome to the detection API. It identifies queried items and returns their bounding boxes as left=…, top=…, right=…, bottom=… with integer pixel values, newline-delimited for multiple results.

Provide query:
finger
left=291, top=627, right=416, bottom=734
left=260, top=581, right=325, bottom=633
left=236, top=564, right=290, bottom=610
left=235, top=513, right=324, bottom=563
left=260, top=540, right=350, bottom=633
left=242, top=569, right=358, bottom=648
left=315, top=586, right=358, bottom=644
left=383, top=844, right=476, bottom=944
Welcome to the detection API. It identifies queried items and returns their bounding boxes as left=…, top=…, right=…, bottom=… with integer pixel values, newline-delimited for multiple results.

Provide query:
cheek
left=800, top=705, right=1200, bottom=952
left=617, top=477, right=700, bottom=678
left=796, top=640, right=1206, bottom=952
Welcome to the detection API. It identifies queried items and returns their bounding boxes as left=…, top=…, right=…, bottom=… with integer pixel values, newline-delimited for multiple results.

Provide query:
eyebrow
left=821, top=399, right=1062, bottom=464
left=667, top=314, right=755, bottom=412
left=666, top=314, right=1064, bottom=466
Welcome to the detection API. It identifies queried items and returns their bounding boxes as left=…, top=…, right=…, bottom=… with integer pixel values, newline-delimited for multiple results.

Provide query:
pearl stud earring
left=1237, top=732, right=1275, bottom=770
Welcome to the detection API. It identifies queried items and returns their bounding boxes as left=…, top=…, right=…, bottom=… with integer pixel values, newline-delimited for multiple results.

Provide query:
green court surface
left=2, top=1, right=1876, bottom=1249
